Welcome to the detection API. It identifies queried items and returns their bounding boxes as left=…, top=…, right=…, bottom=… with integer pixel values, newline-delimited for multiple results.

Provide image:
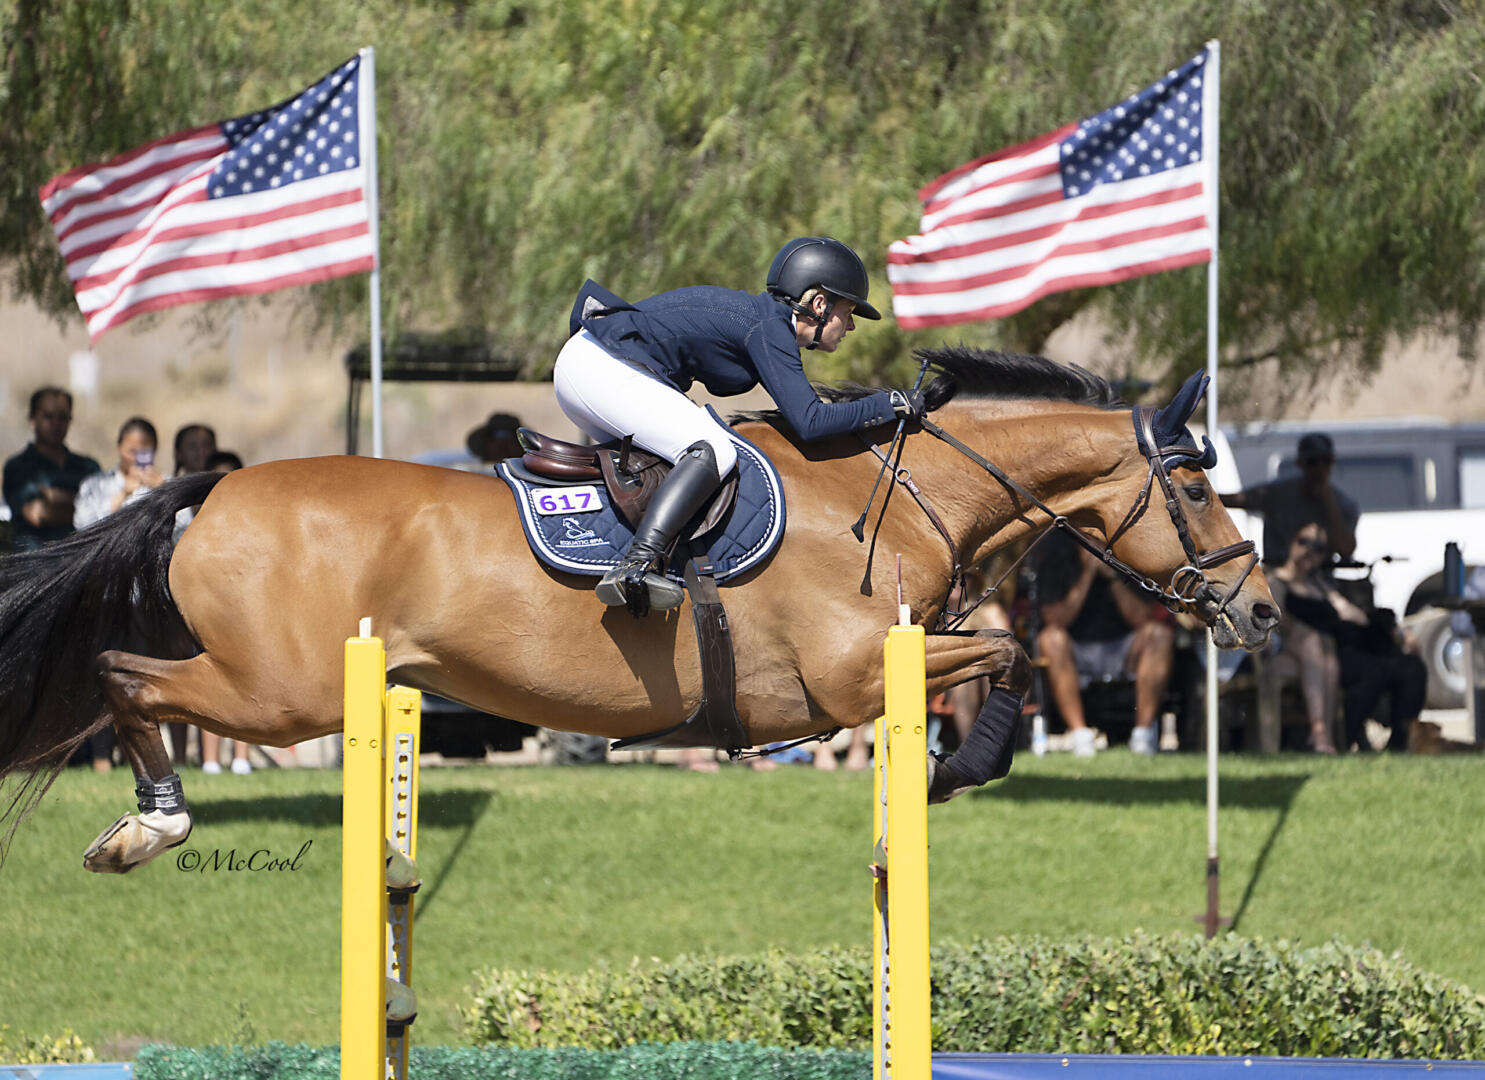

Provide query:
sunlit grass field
left=1, top=750, right=1481, bottom=1057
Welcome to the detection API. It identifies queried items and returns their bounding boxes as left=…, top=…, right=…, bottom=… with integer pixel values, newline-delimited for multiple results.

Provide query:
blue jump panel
left=933, top=1055, right=1485, bottom=1077
left=1, top=1066, right=131, bottom=1079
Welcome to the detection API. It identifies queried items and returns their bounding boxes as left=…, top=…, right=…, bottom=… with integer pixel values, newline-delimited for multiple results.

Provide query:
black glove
left=889, top=388, right=926, bottom=420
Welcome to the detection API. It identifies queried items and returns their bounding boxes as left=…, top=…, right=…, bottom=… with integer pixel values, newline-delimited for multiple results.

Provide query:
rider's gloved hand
left=890, top=389, right=926, bottom=420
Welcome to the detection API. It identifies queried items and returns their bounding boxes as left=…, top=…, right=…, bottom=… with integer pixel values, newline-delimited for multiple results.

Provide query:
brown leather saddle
left=516, top=428, right=738, bottom=538
left=512, top=427, right=750, bottom=754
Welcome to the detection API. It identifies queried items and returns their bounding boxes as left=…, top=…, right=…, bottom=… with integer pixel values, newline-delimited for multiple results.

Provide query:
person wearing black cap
left=466, top=412, right=524, bottom=463
left=1223, top=431, right=1359, bottom=567
left=552, top=237, right=921, bottom=615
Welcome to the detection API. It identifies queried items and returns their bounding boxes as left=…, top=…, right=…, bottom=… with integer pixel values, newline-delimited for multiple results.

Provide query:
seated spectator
left=942, top=567, right=1014, bottom=755
left=466, top=412, right=524, bottom=463
left=1271, top=523, right=1426, bottom=752
left=1223, top=432, right=1359, bottom=567
left=3, top=387, right=100, bottom=550
left=1035, top=533, right=1174, bottom=756
left=74, top=417, right=165, bottom=529
left=198, top=450, right=257, bottom=775
left=1265, top=526, right=1343, bottom=753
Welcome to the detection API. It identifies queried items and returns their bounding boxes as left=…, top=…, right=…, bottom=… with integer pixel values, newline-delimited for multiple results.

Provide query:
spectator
left=204, top=450, right=244, bottom=472
left=3, top=387, right=100, bottom=550
left=1270, top=523, right=1426, bottom=752
left=812, top=726, right=869, bottom=771
left=1035, top=533, right=1174, bottom=756
left=164, top=422, right=218, bottom=765
left=1264, top=525, right=1343, bottom=754
left=936, top=568, right=1014, bottom=759
left=1223, top=432, right=1359, bottom=567
left=198, top=450, right=256, bottom=775
left=173, top=423, right=217, bottom=476
left=74, top=417, right=164, bottom=529
left=466, top=412, right=524, bottom=463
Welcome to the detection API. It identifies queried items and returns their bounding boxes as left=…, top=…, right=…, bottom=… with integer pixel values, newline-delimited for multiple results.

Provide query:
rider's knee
left=691, top=436, right=736, bottom=477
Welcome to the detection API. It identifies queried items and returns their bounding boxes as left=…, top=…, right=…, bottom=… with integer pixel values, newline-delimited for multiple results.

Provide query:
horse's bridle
left=861, top=406, right=1258, bottom=630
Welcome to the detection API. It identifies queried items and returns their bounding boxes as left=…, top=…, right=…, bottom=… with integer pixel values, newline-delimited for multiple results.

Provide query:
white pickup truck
left=1219, top=418, right=1485, bottom=708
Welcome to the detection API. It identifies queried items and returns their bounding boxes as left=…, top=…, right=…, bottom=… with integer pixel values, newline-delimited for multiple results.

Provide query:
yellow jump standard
left=873, top=621, right=931, bottom=1080
left=341, top=621, right=421, bottom=1080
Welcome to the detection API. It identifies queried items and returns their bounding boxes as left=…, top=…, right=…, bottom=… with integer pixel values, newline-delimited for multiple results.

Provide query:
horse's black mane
left=728, top=345, right=1124, bottom=426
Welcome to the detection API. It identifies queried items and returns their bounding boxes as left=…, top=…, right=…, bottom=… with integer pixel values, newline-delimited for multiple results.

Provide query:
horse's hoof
left=926, top=754, right=972, bottom=805
left=82, top=815, right=137, bottom=874
left=82, top=810, right=192, bottom=874
left=386, top=978, right=418, bottom=1024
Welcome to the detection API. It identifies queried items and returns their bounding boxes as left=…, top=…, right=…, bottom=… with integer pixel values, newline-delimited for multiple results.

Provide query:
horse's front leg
left=922, top=630, right=1032, bottom=804
left=924, top=628, right=1031, bottom=697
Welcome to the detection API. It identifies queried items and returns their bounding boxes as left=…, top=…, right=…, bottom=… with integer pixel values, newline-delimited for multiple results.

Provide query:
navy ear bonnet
left=1133, top=370, right=1218, bottom=470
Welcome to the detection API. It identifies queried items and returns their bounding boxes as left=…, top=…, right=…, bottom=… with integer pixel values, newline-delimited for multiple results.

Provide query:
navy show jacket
left=569, top=280, right=896, bottom=441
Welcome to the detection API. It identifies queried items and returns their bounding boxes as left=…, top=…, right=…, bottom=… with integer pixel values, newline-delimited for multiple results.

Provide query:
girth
left=609, top=551, right=751, bottom=754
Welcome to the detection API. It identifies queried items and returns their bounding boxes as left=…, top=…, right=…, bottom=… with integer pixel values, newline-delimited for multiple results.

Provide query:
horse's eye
left=1184, top=484, right=1209, bottom=503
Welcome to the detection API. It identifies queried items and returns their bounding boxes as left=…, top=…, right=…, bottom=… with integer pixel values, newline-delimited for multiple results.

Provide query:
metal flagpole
left=1202, top=38, right=1227, bottom=940
left=360, top=46, right=385, bottom=459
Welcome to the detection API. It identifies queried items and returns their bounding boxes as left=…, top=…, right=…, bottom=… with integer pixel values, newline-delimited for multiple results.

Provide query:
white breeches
left=552, top=330, right=738, bottom=474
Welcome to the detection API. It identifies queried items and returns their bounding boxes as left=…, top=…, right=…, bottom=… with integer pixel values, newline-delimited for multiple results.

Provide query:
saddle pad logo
left=557, top=516, right=605, bottom=548
left=498, top=415, right=785, bottom=586
left=533, top=486, right=600, bottom=516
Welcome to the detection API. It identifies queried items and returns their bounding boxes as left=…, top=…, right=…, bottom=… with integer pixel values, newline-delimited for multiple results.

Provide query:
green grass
left=1, top=751, right=1483, bottom=1057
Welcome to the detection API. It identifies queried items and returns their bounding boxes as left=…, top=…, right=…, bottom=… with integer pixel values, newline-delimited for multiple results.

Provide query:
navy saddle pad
left=498, top=423, right=785, bottom=585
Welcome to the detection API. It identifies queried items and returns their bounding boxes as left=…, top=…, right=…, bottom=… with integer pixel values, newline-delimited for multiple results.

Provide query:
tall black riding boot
left=596, top=441, right=722, bottom=616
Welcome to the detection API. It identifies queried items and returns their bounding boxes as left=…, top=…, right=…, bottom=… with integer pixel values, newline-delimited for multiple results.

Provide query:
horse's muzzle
left=1197, top=585, right=1280, bottom=651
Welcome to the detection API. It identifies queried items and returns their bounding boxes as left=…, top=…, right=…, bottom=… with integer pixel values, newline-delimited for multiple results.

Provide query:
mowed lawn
left=1, top=750, right=1482, bottom=1056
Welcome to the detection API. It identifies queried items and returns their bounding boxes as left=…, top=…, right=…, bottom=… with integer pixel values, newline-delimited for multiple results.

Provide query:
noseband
left=863, top=407, right=1257, bottom=630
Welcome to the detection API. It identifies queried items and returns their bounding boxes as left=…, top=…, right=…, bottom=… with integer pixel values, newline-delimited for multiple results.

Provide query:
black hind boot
left=596, top=441, right=722, bottom=616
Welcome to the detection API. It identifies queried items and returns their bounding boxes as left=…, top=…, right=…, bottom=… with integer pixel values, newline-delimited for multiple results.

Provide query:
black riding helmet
left=766, top=238, right=882, bottom=349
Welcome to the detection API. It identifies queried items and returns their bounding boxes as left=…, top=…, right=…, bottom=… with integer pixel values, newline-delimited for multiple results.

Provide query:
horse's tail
left=0, top=470, right=226, bottom=853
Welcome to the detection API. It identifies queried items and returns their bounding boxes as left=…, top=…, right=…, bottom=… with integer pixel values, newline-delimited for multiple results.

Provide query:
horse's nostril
left=1251, top=602, right=1278, bottom=625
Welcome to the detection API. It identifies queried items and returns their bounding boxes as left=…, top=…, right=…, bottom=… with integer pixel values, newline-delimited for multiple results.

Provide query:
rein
left=858, top=406, right=1257, bottom=631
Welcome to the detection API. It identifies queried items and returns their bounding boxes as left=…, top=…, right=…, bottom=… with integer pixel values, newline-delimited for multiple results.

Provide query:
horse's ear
left=1153, top=371, right=1209, bottom=441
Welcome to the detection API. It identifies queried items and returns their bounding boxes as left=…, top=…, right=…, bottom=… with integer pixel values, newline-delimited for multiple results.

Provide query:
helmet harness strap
left=792, top=291, right=834, bottom=350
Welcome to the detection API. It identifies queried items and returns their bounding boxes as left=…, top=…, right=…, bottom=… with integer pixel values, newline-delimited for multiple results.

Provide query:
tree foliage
left=2, top=0, right=1482, bottom=386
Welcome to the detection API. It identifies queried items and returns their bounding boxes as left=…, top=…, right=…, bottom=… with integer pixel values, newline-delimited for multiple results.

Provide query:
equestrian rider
left=554, top=236, right=924, bottom=614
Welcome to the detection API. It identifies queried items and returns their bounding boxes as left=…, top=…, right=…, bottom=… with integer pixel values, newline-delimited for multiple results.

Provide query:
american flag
left=40, top=54, right=375, bottom=343
left=887, top=48, right=1214, bottom=329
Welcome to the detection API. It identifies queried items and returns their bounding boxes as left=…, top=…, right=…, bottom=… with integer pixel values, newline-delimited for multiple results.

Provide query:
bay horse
left=0, top=348, right=1277, bottom=874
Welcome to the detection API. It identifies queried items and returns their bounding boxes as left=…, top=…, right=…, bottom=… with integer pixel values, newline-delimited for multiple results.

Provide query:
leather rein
left=859, top=405, right=1258, bottom=631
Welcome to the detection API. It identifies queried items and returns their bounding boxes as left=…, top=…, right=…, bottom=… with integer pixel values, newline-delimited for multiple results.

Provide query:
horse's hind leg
left=81, top=647, right=336, bottom=874
left=81, top=651, right=196, bottom=873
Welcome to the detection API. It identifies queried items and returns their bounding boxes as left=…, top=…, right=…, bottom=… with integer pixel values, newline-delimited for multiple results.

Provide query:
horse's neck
left=922, top=400, right=1135, bottom=564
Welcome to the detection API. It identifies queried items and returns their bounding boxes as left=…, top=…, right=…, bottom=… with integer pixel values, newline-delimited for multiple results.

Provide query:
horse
left=0, top=347, right=1277, bottom=874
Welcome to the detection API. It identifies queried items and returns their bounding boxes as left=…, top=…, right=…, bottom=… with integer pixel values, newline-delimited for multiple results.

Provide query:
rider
left=553, top=236, right=924, bottom=615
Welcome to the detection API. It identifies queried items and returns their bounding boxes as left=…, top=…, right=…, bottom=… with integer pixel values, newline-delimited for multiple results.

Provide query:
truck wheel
left=1409, top=608, right=1469, bottom=710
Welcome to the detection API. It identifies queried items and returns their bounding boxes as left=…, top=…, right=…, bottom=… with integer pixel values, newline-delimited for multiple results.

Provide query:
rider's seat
left=514, top=427, right=739, bottom=538
left=517, top=429, right=602, bottom=481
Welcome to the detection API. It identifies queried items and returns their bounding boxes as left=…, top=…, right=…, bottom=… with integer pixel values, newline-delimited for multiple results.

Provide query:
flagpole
left=360, top=46, right=385, bottom=459
left=1202, top=39, right=1223, bottom=940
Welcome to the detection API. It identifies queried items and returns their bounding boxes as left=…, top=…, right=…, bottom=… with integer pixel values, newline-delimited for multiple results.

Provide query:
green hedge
left=134, top=1041, right=867, bottom=1079
left=465, top=933, right=1485, bottom=1059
